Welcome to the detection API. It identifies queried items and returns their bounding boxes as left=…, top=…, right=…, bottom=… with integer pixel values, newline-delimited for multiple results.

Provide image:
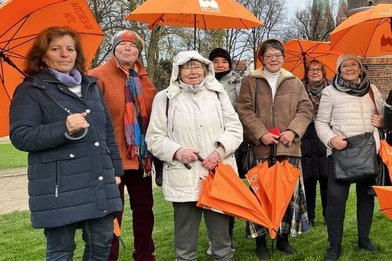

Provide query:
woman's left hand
left=279, top=130, right=295, bottom=147
left=115, top=176, right=121, bottom=186
left=372, top=114, right=384, bottom=128
left=202, top=150, right=222, bottom=171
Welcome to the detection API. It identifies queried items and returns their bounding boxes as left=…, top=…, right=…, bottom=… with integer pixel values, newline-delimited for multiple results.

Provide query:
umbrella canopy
left=113, top=218, right=126, bottom=248
left=125, top=0, right=262, bottom=49
left=373, top=186, right=392, bottom=220
left=283, top=39, right=341, bottom=80
left=246, top=160, right=301, bottom=239
left=197, top=163, right=273, bottom=230
left=330, top=4, right=392, bottom=57
left=379, top=139, right=392, bottom=182
left=0, top=0, right=104, bottom=137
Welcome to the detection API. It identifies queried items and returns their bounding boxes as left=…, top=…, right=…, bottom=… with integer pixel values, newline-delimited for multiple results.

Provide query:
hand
left=372, top=114, right=384, bottom=128
left=66, top=112, right=89, bottom=135
left=260, top=133, right=279, bottom=145
left=175, top=148, right=198, bottom=164
left=330, top=136, right=348, bottom=150
left=279, top=130, right=295, bottom=147
left=115, top=176, right=121, bottom=186
left=202, top=150, right=221, bottom=171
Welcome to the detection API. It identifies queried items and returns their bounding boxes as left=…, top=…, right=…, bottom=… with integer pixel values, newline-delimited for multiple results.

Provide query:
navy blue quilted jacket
left=10, top=72, right=122, bottom=228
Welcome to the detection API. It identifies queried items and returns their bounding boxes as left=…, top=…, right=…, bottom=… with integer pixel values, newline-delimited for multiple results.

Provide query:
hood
left=166, top=50, right=223, bottom=98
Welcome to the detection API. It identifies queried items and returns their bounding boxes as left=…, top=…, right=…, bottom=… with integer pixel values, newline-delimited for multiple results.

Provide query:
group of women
left=9, top=25, right=389, bottom=261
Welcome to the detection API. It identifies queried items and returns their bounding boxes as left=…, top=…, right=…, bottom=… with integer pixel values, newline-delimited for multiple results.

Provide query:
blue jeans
left=44, top=214, right=114, bottom=261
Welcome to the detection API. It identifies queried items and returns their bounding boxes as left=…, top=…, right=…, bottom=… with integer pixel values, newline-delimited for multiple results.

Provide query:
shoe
left=358, top=238, right=378, bottom=252
left=206, top=241, right=212, bottom=255
left=255, top=236, right=271, bottom=260
left=155, top=175, right=163, bottom=187
left=276, top=234, right=296, bottom=255
left=325, top=245, right=341, bottom=261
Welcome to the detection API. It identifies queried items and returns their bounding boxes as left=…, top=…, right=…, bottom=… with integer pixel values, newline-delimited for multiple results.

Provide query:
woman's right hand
left=330, top=136, right=348, bottom=150
left=260, top=133, right=280, bottom=145
left=66, top=112, right=89, bottom=135
left=175, top=148, right=198, bottom=164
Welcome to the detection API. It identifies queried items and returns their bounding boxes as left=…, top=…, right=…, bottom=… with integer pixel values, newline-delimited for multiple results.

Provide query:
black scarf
left=305, top=79, right=329, bottom=119
left=215, top=70, right=230, bottom=80
left=332, top=71, right=370, bottom=97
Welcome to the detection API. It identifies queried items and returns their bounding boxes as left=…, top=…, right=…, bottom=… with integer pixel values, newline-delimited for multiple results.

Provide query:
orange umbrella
left=0, top=0, right=104, bottom=137
left=379, top=140, right=392, bottom=182
left=245, top=160, right=301, bottom=239
left=113, top=218, right=126, bottom=248
left=282, top=39, right=341, bottom=80
left=330, top=4, right=392, bottom=57
left=197, top=163, right=273, bottom=231
left=126, top=0, right=262, bottom=49
left=373, top=186, right=392, bottom=220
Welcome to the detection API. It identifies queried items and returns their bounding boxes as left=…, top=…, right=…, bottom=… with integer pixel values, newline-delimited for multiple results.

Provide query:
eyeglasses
left=263, top=53, right=284, bottom=60
left=180, top=65, right=204, bottom=72
left=308, top=68, right=322, bottom=73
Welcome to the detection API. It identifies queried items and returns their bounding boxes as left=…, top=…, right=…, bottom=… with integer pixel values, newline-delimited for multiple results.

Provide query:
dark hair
left=304, top=59, right=327, bottom=81
left=257, top=39, right=285, bottom=59
left=24, top=26, right=86, bottom=75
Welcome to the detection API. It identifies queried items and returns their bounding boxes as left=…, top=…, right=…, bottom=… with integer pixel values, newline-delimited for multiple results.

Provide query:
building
left=336, top=0, right=392, bottom=97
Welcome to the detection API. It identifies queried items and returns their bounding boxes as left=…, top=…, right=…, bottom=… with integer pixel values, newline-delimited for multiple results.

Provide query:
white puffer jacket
left=315, top=84, right=384, bottom=154
left=146, top=51, right=243, bottom=202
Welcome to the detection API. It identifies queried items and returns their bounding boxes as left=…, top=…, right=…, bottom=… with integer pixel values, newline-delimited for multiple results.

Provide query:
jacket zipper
left=55, top=161, right=60, bottom=198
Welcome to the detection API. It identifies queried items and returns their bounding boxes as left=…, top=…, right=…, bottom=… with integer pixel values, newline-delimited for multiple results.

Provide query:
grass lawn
left=1, top=143, right=391, bottom=260
left=0, top=143, right=27, bottom=170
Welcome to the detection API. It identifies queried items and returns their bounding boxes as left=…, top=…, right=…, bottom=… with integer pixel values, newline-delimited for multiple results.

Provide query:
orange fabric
left=282, top=39, right=341, bottom=80
left=245, top=160, right=300, bottom=239
left=89, top=57, right=156, bottom=170
left=113, top=218, right=121, bottom=237
left=0, top=0, right=103, bottom=137
left=330, top=4, right=392, bottom=57
left=379, top=140, right=392, bottom=182
left=197, top=163, right=273, bottom=231
left=373, top=186, right=392, bottom=220
left=126, top=0, right=262, bottom=30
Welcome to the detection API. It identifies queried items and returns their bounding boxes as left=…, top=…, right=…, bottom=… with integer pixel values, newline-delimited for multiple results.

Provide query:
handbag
left=332, top=132, right=377, bottom=183
left=235, top=140, right=256, bottom=178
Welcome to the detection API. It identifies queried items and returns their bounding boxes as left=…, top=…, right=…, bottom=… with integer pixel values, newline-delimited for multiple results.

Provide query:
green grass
left=0, top=143, right=27, bottom=170
left=1, top=187, right=392, bottom=260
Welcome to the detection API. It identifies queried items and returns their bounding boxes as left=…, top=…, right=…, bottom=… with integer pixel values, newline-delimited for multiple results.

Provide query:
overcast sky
left=286, top=0, right=339, bottom=18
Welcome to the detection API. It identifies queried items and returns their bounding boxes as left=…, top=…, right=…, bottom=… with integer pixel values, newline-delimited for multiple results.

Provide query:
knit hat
left=336, top=53, right=362, bottom=73
left=111, top=30, right=144, bottom=54
left=208, top=48, right=232, bottom=70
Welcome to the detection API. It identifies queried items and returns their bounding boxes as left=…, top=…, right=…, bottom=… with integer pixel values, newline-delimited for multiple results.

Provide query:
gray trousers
left=173, top=202, right=233, bottom=261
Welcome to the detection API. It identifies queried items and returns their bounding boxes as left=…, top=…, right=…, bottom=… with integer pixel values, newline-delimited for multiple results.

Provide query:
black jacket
left=10, top=72, right=122, bottom=228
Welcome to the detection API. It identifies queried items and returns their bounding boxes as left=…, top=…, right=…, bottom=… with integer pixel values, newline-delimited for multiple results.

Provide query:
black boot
left=358, top=238, right=378, bottom=252
left=325, top=245, right=341, bottom=261
left=154, top=158, right=163, bottom=187
left=276, top=233, right=296, bottom=255
left=255, top=236, right=271, bottom=260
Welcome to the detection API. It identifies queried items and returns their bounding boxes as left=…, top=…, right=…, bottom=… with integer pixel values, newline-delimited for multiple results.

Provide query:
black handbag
left=332, top=132, right=377, bottom=183
left=235, top=140, right=256, bottom=178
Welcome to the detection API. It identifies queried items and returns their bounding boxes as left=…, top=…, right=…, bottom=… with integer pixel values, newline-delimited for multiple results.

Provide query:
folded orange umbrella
left=379, top=140, right=392, bottom=182
left=246, top=160, right=300, bottom=239
left=197, top=163, right=273, bottom=230
left=113, top=218, right=126, bottom=248
left=373, top=186, right=392, bottom=220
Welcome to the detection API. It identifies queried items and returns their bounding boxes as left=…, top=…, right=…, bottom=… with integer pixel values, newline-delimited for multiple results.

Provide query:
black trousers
left=304, top=176, right=328, bottom=221
left=326, top=156, right=375, bottom=247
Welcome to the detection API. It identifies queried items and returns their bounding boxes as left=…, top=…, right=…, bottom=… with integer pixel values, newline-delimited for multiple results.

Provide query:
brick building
left=336, top=0, right=392, bottom=97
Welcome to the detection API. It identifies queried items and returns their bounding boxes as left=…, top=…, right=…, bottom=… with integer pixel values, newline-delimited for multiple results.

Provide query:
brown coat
left=236, top=68, right=313, bottom=159
left=89, top=57, right=156, bottom=170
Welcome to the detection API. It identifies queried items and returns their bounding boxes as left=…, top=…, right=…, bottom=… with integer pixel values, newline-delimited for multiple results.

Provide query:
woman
left=301, top=59, right=329, bottom=226
left=89, top=30, right=156, bottom=261
left=315, top=54, right=384, bottom=261
left=146, top=50, right=243, bottom=260
left=9, top=27, right=122, bottom=260
left=236, top=39, right=313, bottom=260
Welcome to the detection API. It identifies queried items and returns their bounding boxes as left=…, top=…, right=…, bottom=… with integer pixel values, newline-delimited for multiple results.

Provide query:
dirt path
left=0, top=169, right=29, bottom=215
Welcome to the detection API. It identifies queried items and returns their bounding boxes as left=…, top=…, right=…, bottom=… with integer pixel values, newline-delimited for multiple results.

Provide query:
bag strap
left=369, top=87, right=379, bottom=115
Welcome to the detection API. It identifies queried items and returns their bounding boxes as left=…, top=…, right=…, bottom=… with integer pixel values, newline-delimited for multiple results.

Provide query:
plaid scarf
left=332, top=71, right=370, bottom=97
left=124, top=69, right=152, bottom=176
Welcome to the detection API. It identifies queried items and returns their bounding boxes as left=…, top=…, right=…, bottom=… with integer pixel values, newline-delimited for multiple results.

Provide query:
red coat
left=89, top=57, right=156, bottom=170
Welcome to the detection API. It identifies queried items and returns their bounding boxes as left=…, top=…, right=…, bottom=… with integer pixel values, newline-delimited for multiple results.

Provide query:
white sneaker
left=206, top=241, right=212, bottom=255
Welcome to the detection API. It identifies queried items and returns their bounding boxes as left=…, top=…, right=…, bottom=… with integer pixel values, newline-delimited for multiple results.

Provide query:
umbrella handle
left=64, top=127, right=89, bottom=141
